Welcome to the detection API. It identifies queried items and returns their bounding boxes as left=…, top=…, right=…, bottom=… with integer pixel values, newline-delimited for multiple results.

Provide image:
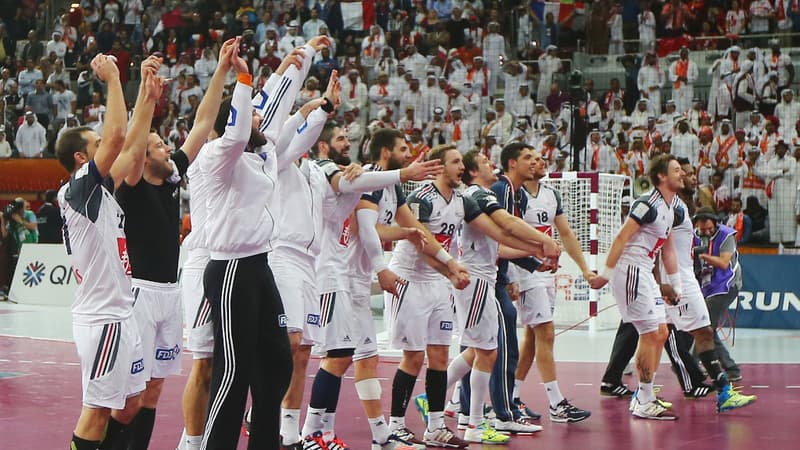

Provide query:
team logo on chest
left=339, top=217, right=352, bottom=247
left=117, top=237, right=131, bottom=276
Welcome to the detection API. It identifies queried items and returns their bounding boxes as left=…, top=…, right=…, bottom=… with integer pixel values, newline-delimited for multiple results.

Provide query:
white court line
left=575, top=383, right=593, bottom=386
left=786, top=386, right=800, bottom=389
left=750, top=385, right=770, bottom=388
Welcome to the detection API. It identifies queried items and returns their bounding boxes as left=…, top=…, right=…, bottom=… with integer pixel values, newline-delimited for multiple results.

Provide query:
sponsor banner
left=733, top=255, right=800, bottom=330
left=9, top=244, right=77, bottom=306
left=9, top=244, right=187, bottom=307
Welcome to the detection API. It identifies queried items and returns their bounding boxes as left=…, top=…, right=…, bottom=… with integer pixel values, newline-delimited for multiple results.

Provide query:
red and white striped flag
left=341, top=0, right=375, bottom=31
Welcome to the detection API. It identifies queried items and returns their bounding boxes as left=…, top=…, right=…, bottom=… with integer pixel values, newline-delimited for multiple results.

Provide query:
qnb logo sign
left=155, top=345, right=181, bottom=361
left=735, top=291, right=800, bottom=312
left=23, top=261, right=46, bottom=287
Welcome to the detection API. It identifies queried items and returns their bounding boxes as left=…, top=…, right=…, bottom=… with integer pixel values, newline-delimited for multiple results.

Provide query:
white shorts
left=517, top=285, right=556, bottom=327
left=181, top=268, right=214, bottom=359
left=610, top=265, right=665, bottom=335
left=385, top=278, right=454, bottom=351
left=319, top=289, right=357, bottom=352
left=453, top=277, right=499, bottom=350
left=665, top=281, right=712, bottom=332
left=271, top=249, right=318, bottom=346
left=351, top=279, right=378, bottom=361
left=132, top=279, right=183, bottom=380
left=73, top=315, right=146, bottom=410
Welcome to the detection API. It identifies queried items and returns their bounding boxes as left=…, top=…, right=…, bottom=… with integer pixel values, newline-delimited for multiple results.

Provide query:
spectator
left=749, top=0, right=774, bottom=33
left=429, top=0, right=454, bottom=21
left=52, top=79, right=77, bottom=128
left=25, top=79, right=54, bottom=129
left=726, top=0, right=748, bottom=36
left=56, top=114, right=81, bottom=143
left=279, top=20, right=306, bottom=58
left=303, top=7, right=325, bottom=41
left=45, top=32, right=67, bottom=60
left=21, top=30, right=45, bottom=63
left=765, top=139, right=796, bottom=244
left=639, top=0, right=657, bottom=53
left=0, top=127, right=11, bottom=158
left=178, top=75, right=203, bottom=115
left=17, top=59, right=43, bottom=97
left=46, top=59, right=70, bottom=91
left=82, top=91, right=106, bottom=129
left=726, top=197, right=753, bottom=244
left=15, top=111, right=46, bottom=158
left=36, top=190, right=63, bottom=244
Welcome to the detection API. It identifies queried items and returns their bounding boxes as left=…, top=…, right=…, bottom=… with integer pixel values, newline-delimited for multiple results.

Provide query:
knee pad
left=326, top=348, right=355, bottom=358
left=355, top=378, right=382, bottom=401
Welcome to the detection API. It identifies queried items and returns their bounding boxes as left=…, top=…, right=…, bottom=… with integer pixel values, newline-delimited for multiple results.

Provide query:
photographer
left=693, top=207, right=743, bottom=382
left=3, top=199, right=35, bottom=287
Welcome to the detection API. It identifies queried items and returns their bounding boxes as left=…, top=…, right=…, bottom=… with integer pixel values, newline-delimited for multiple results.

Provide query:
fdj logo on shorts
left=306, top=314, right=321, bottom=325
left=22, top=261, right=46, bottom=286
left=155, top=345, right=181, bottom=361
left=278, top=314, right=288, bottom=327
left=131, top=359, right=144, bottom=374
left=440, top=321, right=453, bottom=330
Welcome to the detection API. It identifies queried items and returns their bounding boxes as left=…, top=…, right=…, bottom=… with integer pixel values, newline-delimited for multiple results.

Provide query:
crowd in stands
left=0, top=0, right=798, bottom=249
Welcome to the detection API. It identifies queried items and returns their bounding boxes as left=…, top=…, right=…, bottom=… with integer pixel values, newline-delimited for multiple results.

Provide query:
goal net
left=542, top=172, right=627, bottom=331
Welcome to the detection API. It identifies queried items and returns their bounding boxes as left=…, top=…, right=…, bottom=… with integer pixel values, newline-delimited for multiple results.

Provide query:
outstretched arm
left=110, top=56, right=164, bottom=188
left=181, top=38, right=238, bottom=164
left=91, top=55, right=128, bottom=180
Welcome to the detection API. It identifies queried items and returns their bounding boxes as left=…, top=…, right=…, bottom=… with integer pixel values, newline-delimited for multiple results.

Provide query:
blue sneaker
left=413, top=393, right=429, bottom=425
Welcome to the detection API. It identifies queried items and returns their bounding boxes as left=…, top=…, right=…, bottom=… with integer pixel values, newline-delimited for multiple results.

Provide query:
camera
left=3, top=200, right=23, bottom=220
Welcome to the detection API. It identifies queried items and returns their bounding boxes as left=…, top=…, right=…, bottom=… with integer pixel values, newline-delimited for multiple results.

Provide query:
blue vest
left=693, top=224, right=738, bottom=298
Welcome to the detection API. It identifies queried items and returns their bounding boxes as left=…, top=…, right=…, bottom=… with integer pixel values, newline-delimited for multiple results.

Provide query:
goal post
left=542, top=172, right=628, bottom=331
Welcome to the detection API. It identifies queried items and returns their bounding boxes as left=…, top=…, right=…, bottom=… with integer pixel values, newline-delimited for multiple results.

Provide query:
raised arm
left=91, top=54, right=128, bottom=179
left=180, top=38, right=237, bottom=164
left=110, top=56, right=164, bottom=188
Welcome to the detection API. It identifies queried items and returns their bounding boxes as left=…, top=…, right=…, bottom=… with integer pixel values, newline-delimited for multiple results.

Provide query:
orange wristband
left=237, top=73, right=253, bottom=87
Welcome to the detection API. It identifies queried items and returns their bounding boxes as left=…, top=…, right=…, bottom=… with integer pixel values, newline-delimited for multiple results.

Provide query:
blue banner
left=733, top=255, right=800, bottom=329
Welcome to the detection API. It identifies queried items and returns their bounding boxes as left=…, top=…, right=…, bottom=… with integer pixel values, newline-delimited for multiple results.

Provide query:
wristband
left=601, top=265, right=615, bottom=280
left=321, top=97, right=335, bottom=113
left=237, top=73, right=253, bottom=87
left=665, top=272, right=681, bottom=289
left=435, top=248, right=453, bottom=264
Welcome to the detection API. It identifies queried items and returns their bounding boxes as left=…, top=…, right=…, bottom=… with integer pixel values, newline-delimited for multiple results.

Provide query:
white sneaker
left=444, top=400, right=460, bottom=418
left=492, top=417, right=543, bottom=434
left=631, top=399, right=678, bottom=420
left=457, top=413, right=469, bottom=430
left=371, top=433, right=424, bottom=450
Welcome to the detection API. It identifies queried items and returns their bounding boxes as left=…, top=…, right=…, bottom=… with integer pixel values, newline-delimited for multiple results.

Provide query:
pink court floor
left=2, top=335, right=798, bottom=450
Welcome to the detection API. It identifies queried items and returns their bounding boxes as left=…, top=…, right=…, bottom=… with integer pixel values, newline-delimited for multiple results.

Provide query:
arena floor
left=2, top=302, right=799, bottom=449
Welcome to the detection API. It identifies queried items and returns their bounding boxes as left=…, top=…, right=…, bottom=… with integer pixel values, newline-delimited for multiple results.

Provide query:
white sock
left=544, top=380, right=565, bottom=408
left=368, top=415, right=390, bottom=444
left=301, top=407, right=326, bottom=437
left=280, top=408, right=301, bottom=445
left=450, top=381, right=462, bottom=404
left=513, top=379, right=523, bottom=400
left=427, top=411, right=445, bottom=432
left=322, top=412, right=336, bottom=435
left=638, top=382, right=655, bottom=404
left=185, top=434, right=201, bottom=450
left=469, top=369, right=491, bottom=427
left=389, top=416, right=406, bottom=432
left=447, top=354, right=472, bottom=388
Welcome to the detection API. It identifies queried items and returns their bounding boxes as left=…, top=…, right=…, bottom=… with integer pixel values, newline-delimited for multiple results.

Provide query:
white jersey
left=59, top=161, right=133, bottom=325
left=350, top=174, right=407, bottom=280
left=518, top=183, right=563, bottom=290
left=182, top=161, right=211, bottom=270
left=458, top=185, right=502, bottom=282
left=315, top=160, right=362, bottom=294
left=670, top=196, right=696, bottom=285
left=390, top=184, right=477, bottom=282
left=618, top=189, right=678, bottom=270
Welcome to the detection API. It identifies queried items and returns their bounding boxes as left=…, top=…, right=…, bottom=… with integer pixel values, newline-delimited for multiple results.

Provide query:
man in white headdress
left=537, top=45, right=561, bottom=104
left=669, top=47, right=698, bottom=114
left=637, top=52, right=665, bottom=116
left=774, top=89, right=800, bottom=136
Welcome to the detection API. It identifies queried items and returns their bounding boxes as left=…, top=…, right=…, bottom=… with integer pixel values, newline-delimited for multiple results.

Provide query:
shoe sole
left=718, top=397, right=757, bottom=412
left=600, top=390, right=633, bottom=398
left=494, top=428, right=541, bottom=435
left=549, top=414, right=591, bottom=423
left=422, top=440, right=467, bottom=448
left=631, top=411, right=678, bottom=420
